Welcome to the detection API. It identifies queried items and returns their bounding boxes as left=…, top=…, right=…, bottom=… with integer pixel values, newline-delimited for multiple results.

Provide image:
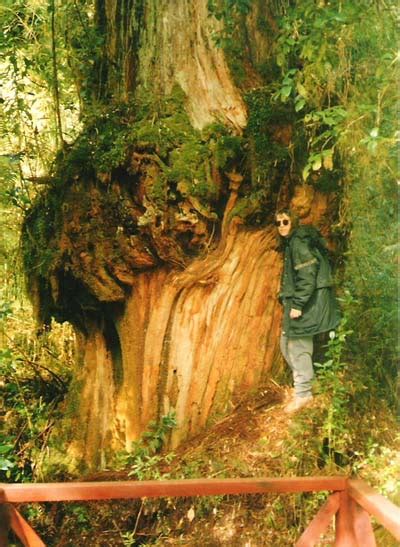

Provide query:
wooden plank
left=0, top=502, right=11, bottom=547
left=334, top=490, right=358, bottom=546
left=9, top=506, right=45, bottom=547
left=0, top=476, right=347, bottom=503
left=296, top=492, right=340, bottom=547
left=351, top=501, right=376, bottom=547
left=348, top=479, right=400, bottom=541
left=0, top=489, right=11, bottom=547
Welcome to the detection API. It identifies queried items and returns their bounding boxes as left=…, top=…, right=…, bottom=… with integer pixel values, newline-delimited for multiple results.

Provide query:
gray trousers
left=280, top=333, right=314, bottom=398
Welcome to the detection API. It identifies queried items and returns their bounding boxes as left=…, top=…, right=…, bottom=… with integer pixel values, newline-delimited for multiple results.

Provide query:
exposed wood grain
left=136, top=0, right=247, bottom=130
left=348, top=479, right=400, bottom=541
left=1, top=477, right=347, bottom=503
left=74, top=225, right=284, bottom=461
left=296, top=492, right=340, bottom=547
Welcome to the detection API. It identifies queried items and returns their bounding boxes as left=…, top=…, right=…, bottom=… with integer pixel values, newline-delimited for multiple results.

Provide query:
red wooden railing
left=1, top=476, right=399, bottom=546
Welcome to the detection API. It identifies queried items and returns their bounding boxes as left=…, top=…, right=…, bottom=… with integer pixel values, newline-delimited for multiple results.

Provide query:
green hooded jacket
left=280, top=225, right=341, bottom=338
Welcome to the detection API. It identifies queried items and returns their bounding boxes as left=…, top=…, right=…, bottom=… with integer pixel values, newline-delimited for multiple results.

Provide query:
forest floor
left=41, top=379, right=399, bottom=547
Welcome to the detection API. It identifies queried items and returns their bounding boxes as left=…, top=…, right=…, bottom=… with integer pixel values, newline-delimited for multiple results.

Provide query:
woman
left=275, top=208, right=341, bottom=412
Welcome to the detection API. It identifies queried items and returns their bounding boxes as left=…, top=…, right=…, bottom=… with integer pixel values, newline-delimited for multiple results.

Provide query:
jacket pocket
left=289, top=291, right=319, bottom=336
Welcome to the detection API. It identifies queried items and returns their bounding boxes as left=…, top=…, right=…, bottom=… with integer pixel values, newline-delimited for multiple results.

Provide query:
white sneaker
left=284, top=387, right=295, bottom=401
left=284, top=395, right=313, bottom=414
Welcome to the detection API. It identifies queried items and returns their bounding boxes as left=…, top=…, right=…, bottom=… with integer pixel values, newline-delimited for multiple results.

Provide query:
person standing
left=275, top=208, right=341, bottom=412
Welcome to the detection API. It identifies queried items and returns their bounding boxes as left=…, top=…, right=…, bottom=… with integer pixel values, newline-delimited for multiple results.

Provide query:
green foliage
left=120, top=530, right=136, bottom=546
left=273, top=0, right=397, bottom=185
left=238, top=88, right=296, bottom=219
left=0, top=315, right=73, bottom=482
left=64, top=504, right=91, bottom=531
left=207, top=0, right=252, bottom=48
left=314, top=309, right=354, bottom=465
left=59, top=0, right=103, bottom=104
left=0, top=0, right=81, bottom=163
left=343, top=170, right=398, bottom=402
left=20, top=183, right=65, bottom=285
left=245, top=88, right=293, bottom=172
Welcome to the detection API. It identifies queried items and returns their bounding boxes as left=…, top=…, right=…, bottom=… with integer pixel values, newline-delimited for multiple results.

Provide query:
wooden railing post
left=0, top=502, right=10, bottom=547
left=0, top=476, right=398, bottom=545
left=350, top=501, right=376, bottom=547
left=296, top=492, right=340, bottom=547
left=348, top=479, right=400, bottom=541
left=8, top=507, right=45, bottom=547
left=335, top=489, right=358, bottom=546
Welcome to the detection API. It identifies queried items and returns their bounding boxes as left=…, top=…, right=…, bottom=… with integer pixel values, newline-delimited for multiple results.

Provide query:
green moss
left=21, top=184, right=65, bottom=279
left=256, top=60, right=281, bottom=83
left=131, top=85, right=195, bottom=158
left=50, top=87, right=245, bottom=212
left=228, top=55, right=247, bottom=85
left=213, top=135, right=243, bottom=170
left=21, top=85, right=252, bottom=326
left=229, top=194, right=262, bottom=222
left=148, top=172, right=168, bottom=208
left=169, top=144, right=205, bottom=181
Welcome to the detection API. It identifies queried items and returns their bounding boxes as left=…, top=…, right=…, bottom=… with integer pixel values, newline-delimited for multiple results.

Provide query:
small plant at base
left=314, top=302, right=354, bottom=467
left=120, top=530, right=136, bottom=546
left=115, top=412, right=177, bottom=480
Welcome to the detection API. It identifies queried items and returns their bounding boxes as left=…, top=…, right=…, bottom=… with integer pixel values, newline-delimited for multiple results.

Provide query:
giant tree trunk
left=70, top=224, right=282, bottom=464
left=23, top=0, right=337, bottom=468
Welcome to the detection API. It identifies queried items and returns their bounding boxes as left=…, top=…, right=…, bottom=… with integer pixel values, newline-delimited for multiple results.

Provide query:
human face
left=275, top=214, right=292, bottom=238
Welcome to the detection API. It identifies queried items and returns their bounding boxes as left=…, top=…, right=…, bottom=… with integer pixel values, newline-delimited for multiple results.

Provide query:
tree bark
left=67, top=223, right=283, bottom=465
left=96, top=0, right=248, bottom=130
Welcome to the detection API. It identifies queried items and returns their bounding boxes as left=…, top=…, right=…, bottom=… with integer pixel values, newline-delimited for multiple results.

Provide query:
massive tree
left=22, top=0, right=396, bottom=469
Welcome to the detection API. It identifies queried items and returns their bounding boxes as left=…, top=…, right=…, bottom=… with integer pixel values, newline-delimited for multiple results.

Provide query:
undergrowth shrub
left=0, top=307, right=73, bottom=482
left=115, top=412, right=177, bottom=480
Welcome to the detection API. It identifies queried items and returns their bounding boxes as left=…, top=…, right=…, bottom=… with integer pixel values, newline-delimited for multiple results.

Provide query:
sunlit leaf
left=295, top=98, right=306, bottom=112
left=312, top=156, right=322, bottom=170
left=281, top=86, right=292, bottom=98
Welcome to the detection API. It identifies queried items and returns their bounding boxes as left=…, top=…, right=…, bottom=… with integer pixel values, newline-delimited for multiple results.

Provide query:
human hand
left=289, top=308, right=302, bottom=319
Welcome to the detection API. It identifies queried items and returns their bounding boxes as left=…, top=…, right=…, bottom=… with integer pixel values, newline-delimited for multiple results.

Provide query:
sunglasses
left=275, top=219, right=290, bottom=227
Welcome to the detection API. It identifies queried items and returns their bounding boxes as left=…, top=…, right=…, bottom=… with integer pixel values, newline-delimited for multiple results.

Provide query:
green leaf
left=0, top=457, right=15, bottom=471
left=312, top=155, right=322, bottom=170
left=295, top=98, right=306, bottom=112
left=281, top=86, right=292, bottom=98
left=276, top=53, right=285, bottom=67
left=296, top=82, right=307, bottom=97
left=302, top=164, right=311, bottom=181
